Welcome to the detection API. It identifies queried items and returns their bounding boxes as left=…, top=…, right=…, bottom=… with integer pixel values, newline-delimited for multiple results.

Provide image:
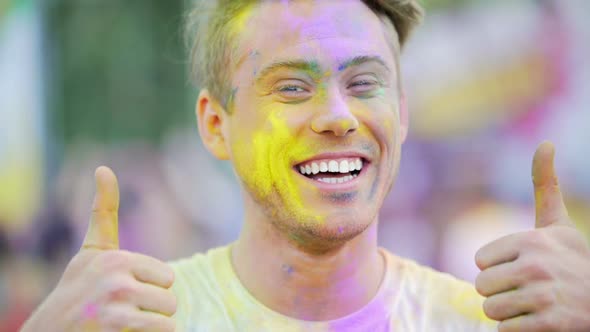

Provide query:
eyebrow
left=255, top=55, right=391, bottom=83
left=337, top=55, right=390, bottom=73
left=255, top=59, right=322, bottom=84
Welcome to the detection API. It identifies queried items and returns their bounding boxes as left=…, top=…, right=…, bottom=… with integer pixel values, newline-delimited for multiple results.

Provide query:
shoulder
left=382, top=250, right=497, bottom=331
left=168, top=246, right=233, bottom=330
left=169, top=250, right=211, bottom=294
left=168, top=245, right=231, bottom=296
left=169, top=245, right=230, bottom=282
left=394, top=253, right=480, bottom=300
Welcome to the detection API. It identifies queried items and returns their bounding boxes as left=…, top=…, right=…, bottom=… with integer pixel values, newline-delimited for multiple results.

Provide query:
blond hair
left=185, top=0, right=424, bottom=109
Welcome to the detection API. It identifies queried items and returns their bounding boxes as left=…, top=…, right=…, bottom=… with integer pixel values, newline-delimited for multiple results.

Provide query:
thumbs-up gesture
left=21, top=166, right=177, bottom=331
left=475, top=142, right=590, bottom=331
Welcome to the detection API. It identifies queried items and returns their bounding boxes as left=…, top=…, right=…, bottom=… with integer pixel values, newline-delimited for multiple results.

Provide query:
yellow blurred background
left=1, top=0, right=589, bottom=330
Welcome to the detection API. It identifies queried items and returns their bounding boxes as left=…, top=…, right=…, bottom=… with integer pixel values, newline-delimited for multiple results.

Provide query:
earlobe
left=196, top=89, right=230, bottom=160
left=399, top=91, right=409, bottom=142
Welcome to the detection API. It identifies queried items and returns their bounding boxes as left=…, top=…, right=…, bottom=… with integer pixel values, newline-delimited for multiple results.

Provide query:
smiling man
left=21, top=0, right=590, bottom=331
left=171, top=0, right=495, bottom=330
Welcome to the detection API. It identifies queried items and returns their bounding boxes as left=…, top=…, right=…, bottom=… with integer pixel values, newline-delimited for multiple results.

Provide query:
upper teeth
left=298, top=158, right=363, bottom=175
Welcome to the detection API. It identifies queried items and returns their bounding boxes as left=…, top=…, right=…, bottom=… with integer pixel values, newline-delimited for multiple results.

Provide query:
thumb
left=82, top=166, right=120, bottom=250
left=532, top=141, right=570, bottom=228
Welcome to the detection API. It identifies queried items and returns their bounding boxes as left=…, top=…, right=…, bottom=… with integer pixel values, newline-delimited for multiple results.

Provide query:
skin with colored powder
left=198, top=0, right=408, bottom=320
left=20, top=0, right=590, bottom=331
left=196, top=1, right=590, bottom=328
left=216, top=4, right=404, bottom=251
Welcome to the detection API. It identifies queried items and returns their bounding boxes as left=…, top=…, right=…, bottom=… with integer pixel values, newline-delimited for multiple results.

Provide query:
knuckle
left=558, top=228, right=589, bottom=251
left=522, top=229, right=554, bottom=251
left=521, top=230, right=542, bottom=248
left=497, top=321, right=509, bottom=332
left=99, top=306, right=130, bottom=329
left=166, top=266, right=176, bottom=286
left=168, top=291, right=178, bottom=315
left=497, top=319, right=514, bottom=332
left=533, top=288, right=556, bottom=308
left=129, top=315, right=175, bottom=332
left=474, top=273, right=488, bottom=296
left=159, top=264, right=175, bottom=288
left=519, top=258, right=550, bottom=280
left=535, top=312, right=558, bottom=331
left=482, top=298, right=498, bottom=319
left=96, top=250, right=132, bottom=272
left=158, top=290, right=178, bottom=316
left=474, top=250, right=487, bottom=270
left=158, top=318, right=176, bottom=332
left=103, top=276, right=137, bottom=302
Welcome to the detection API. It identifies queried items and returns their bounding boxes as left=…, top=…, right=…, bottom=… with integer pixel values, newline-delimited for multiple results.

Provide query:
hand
left=21, top=166, right=177, bottom=332
left=475, top=141, right=590, bottom=332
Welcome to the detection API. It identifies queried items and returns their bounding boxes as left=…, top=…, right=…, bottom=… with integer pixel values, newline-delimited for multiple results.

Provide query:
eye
left=272, top=80, right=312, bottom=101
left=278, top=85, right=306, bottom=93
left=348, top=79, right=378, bottom=92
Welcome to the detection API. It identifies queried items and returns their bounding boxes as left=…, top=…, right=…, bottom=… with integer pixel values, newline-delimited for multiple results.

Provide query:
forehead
left=232, top=0, right=396, bottom=72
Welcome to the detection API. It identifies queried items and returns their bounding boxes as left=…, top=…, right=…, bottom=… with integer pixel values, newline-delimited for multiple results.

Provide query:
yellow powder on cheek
left=234, top=111, right=325, bottom=225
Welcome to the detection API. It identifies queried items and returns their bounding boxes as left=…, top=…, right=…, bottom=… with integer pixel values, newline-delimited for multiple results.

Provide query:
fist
left=475, top=142, right=590, bottom=332
left=22, top=166, right=177, bottom=332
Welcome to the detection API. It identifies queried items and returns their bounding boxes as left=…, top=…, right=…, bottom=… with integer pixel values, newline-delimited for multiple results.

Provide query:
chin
left=274, top=209, right=376, bottom=255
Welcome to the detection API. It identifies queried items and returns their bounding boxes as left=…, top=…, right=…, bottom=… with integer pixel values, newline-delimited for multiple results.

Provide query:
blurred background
left=1, top=0, right=589, bottom=329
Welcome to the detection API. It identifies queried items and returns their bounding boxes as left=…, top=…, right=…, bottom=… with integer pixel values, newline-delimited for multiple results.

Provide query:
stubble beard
left=245, top=180, right=379, bottom=255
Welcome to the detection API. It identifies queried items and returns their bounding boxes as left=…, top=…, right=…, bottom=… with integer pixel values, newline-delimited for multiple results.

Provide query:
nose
left=311, top=93, right=359, bottom=137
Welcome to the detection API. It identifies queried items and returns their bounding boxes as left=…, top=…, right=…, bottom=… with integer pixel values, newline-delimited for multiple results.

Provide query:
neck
left=231, top=204, right=385, bottom=321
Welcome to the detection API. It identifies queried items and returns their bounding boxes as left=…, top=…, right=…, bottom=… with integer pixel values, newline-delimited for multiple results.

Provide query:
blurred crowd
left=1, top=1, right=590, bottom=330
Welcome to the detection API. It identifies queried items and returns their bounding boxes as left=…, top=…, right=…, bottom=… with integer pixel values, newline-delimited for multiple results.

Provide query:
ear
left=399, top=90, right=409, bottom=142
left=196, top=89, right=230, bottom=160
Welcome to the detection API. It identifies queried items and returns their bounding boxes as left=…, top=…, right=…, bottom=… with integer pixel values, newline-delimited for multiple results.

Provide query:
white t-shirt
left=170, top=245, right=497, bottom=331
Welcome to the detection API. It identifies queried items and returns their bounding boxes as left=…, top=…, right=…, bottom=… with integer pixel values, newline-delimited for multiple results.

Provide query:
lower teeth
left=316, top=174, right=357, bottom=184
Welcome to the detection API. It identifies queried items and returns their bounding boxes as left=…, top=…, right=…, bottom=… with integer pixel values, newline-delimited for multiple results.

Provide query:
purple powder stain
left=248, top=49, right=260, bottom=78
left=83, top=302, right=98, bottom=319
left=281, top=263, right=294, bottom=275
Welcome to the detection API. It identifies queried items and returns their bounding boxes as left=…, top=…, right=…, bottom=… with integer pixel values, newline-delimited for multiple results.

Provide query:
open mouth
left=294, top=157, right=367, bottom=184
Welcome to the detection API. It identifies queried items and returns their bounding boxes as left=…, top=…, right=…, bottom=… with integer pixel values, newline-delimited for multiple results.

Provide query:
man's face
left=221, top=0, right=406, bottom=248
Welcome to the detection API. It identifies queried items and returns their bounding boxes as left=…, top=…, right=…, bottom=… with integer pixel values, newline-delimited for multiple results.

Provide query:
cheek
left=378, top=113, right=396, bottom=139
left=230, top=111, right=311, bottom=202
left=355, top=97, right=399, bottom=143
left=378, top=98, right=400, bottom=141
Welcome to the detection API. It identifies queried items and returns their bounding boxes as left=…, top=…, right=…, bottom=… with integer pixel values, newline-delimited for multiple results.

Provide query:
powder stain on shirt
left=170, top=246, right=498, bottom=331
